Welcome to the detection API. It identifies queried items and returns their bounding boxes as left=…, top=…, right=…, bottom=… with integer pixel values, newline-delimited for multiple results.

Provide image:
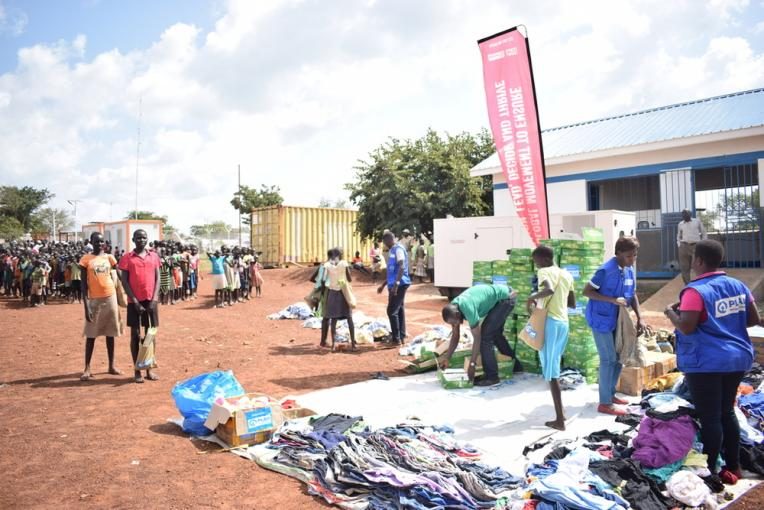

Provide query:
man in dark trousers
left=377, top=231, right=411, bottom=345
left=118, top=229, right=161, bottom=383
left=439, top=284, right=518, bottom=386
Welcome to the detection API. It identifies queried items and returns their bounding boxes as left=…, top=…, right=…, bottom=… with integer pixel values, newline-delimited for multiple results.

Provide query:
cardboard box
left=282, top=407, right=317, bottom=421
left=438, top=369, right=473, bottom=389
left=204, top=393, right=284, bottom=447
left=463, top=353, right=514, bottom=380
left=645, top=351, right=677, bottom=377
left=617, top=363, right=658, bottom=396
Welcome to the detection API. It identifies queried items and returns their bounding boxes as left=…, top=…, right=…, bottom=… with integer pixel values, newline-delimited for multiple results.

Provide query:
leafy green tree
left=32, top=207, right=74, bottom=235
left=318, top=198, right=349, bottom=209
left=125, top=210, right=168, bottom=222
left=716, top=189, right=760, bottom=231
left=231, top=185, right=284, bottom=225
left=124, top=210, right=175, bottom=236
left=0, top=216, right=24, bottom=240
left=190, top=221, right=232, bottom=239
left=0, top=186, right=55, bottom=231
left=346, top=128, right=495, bottom=239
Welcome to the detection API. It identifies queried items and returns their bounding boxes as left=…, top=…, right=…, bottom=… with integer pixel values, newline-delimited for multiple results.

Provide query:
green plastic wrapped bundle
left=492, top=260, right=512, bottom=276
left=473, top=261, right=493, bottom=278
left=514, top=340, right=542, bottom=374
left=510, top=248, right=533, bottom=267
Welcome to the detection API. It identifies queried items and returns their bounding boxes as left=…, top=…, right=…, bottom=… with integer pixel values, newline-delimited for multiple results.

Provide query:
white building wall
left=547, top=134, right=764, bottom=179
left=548, top=180, right=588, bottom=214
left=492, top=175, right=588, bottom=216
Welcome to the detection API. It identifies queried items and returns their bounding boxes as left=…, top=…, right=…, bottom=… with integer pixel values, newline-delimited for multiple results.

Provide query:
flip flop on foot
left=80, top=372, right=93, bottom=381
left=134, top=374, right=145, bottom=383
left=108, top=367, right=123, bottom=376
left=146, top=371, right=159, bottom=381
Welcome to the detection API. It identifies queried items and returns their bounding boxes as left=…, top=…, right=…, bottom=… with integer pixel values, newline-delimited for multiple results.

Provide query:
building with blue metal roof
left=471, top=88, right=764, bottom=276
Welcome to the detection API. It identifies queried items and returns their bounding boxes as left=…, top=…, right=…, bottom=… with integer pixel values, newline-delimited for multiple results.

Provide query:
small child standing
left=251, top=256, right=264, bottom=297
left=159, top=252, right=172, bottom=305
left=30, top=260, right=45, bottom=307
left=239, top=255, right=250, bottom=300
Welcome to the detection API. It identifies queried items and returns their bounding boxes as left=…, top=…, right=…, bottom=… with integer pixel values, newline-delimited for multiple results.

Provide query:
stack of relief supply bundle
left=506, top=248, right=541, bottom=374
left=472, top=260, right=493, bottom=286
left=559, top=228, right=606, bottom=383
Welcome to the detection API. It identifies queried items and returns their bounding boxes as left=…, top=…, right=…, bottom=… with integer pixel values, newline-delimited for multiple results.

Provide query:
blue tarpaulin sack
left=171, top=370, right=246, bottom=436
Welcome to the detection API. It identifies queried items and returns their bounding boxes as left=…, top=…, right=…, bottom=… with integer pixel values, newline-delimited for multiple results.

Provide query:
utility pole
left=135, top=96, right=143, bottom=220
left=238, top=164, right=242, bottom=247
left=67, top=200, right=80, bottom=242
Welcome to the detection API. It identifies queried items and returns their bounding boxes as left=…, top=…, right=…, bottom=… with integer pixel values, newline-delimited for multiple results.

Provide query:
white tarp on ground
left=286, top=372, right=759, bottom=503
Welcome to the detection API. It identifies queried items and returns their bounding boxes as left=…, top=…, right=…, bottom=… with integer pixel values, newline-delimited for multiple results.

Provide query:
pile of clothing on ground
left=398, top=326, right=474, bottom=358
left=241, top=363, right=764, bottom=509
left=301, top=313, right=392, bottom=345
left=558, top=368, right=586, bottom=391
left=516, top=362, right=764, bottom=509
left=268, top=302, right=315, bottom=320
left=252, top=414, right=523, bottom=509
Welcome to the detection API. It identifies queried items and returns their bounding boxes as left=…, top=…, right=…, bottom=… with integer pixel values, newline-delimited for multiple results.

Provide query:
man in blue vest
left=377, top=231, right=411, bottom=345
left=664, top=239, right=760, bottom=484
left=584, top=236, right=645, bottom=416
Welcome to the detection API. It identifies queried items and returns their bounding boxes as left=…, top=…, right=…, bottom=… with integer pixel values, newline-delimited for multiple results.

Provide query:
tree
left=32, top=208, right=74, bottom=236
left=231, top=185, right=284, bottom=224
left=0, top=216, right=24, bottom=240
left=318, top=197, right=349, bottom=209
left=0, top=186, right=55, bottom=231
left=190, top=221, right=233, bottom=239
left=346, top=128, right=496, bottom=239
left=716, top=189, right=760, bottom=231
left=125, top=210, right=168, bottom=222
left=124, top=210, right=176, bottom=236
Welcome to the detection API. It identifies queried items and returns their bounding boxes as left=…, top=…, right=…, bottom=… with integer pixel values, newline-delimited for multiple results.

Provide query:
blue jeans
left=593, top=329, right=622, bottom=405
left=387, top=284, right=409, bottom=342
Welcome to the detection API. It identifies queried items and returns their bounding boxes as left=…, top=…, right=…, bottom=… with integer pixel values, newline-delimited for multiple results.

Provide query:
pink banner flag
left=478, top=27, right=549, bottom=245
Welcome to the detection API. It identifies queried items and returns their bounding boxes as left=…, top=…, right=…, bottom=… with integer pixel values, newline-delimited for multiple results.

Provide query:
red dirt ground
left=0, top=268, right=759, bottom=509
left=0, top=268, right=446, bottom=509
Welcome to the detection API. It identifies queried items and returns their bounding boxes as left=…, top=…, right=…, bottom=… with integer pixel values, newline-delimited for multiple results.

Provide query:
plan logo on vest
left=714, top=294, right=747, bottom=318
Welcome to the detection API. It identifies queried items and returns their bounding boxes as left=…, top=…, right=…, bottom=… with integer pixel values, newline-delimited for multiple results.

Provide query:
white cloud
left=0, top=0, right=762, bottom=233
left=708, top=0, right=750, bottom=20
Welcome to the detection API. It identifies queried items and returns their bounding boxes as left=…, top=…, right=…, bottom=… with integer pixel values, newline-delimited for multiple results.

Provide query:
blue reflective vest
left=386, top=244, right=411, bottom=288
left=676, top=274, right=753, bottom=373
left=585, top=257, right=636, bottom=333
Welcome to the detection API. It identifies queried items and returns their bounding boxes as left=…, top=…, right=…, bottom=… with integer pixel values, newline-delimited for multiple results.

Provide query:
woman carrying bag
left=323, top=248, right=357, bottom=352
left=526, top=245, right=575, bottom=431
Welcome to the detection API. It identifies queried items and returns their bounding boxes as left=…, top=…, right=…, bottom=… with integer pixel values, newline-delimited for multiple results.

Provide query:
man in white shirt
left=677, top=209, right=707, bottom=284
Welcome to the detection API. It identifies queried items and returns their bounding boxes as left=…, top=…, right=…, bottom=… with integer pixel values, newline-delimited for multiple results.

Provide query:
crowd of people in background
left=206, top=245, right=264, bottom=308
left=1, top=239, right=95, bottom=306
left=0, top=237, right=268, bottom=310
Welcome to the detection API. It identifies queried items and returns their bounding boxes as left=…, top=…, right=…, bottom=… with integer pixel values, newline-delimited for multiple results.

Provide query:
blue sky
left=1, top=0, right=763, bottom=234
left=0, top=0, right=216, bottom=71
